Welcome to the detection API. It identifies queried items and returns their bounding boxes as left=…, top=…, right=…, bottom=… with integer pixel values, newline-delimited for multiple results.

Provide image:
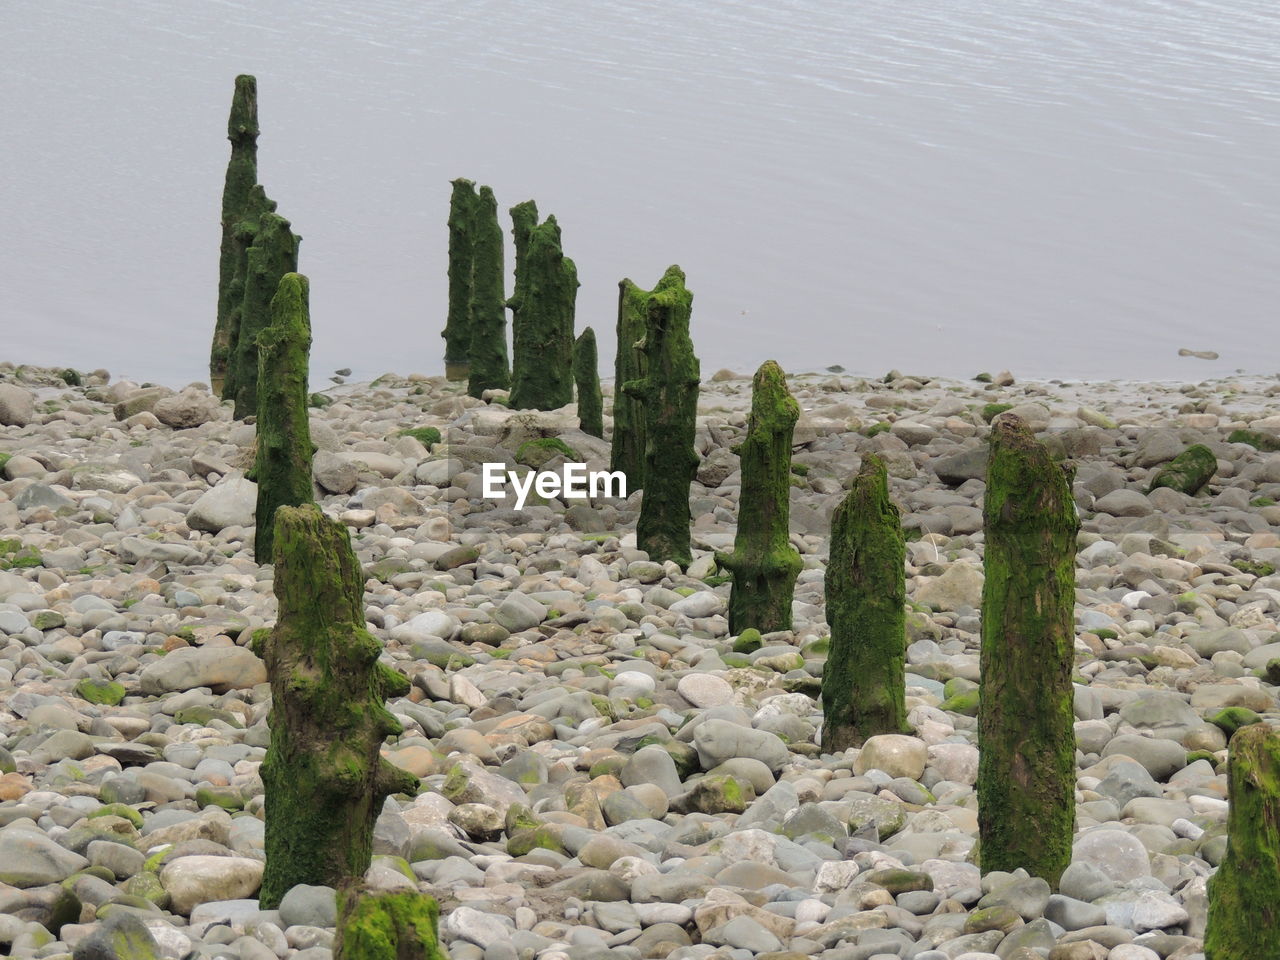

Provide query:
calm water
left=2, top=0, right=1278, bottom=387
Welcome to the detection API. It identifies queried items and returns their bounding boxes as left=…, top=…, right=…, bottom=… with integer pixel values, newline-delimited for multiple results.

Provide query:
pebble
left=1, top=364, right=1275, bottom=958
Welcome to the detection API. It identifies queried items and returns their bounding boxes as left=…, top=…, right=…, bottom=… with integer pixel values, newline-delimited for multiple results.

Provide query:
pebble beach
left=1, top=361, right=1278, bottom=960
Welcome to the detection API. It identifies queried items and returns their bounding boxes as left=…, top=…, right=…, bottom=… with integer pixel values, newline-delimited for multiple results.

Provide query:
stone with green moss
left=732, top=628, right=762, bottom=654
left=863, top=868, right=934, bottom=894
left=76, top=678, right=126, bottom=706
left=516, top=437, right=579, bottom=468
left=1205, top=723, right=1280, bottom=956
left=397, top=427, right=441, bottom=448
left=981, top=403, right=1014, bottom=423
left=88, top=803, right=144, bottom=829
left=675, top=774, right=752, bottom=815
left=212, top=75, right=261, bottom=397
left=1148, top=443, right=1216, bottom=495
left=196, top=785, right=245, bottom=811
left=1227, top=429, right=1280, bottom=452
left=334, top=885, right=448, bottom=960
left=940, top=687, right=980, bottom=716
left=715, top=361, right=802, bottom=635
left=624, top=266, right=700, bottom=567
left=1209, top=706, right=1264, bottom=737
left=255, top=504, right=419, bottom=908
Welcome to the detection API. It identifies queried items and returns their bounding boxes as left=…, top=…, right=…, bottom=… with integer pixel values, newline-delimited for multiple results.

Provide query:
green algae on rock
left=1148, top=443, right=1217, bottom=495
left=212, top=75, right=260, bottom=397
left=610, top=276, right=653, bottom=489
left=509, top=215, right=578, bottom=411
left=573, top=326, right=604, bottom=438
left=334, top=885, right=448, bottom=960
left=231, top=212, right=301, bottom=420
left=978, top=414, right=1078, bottom=889
left=1205, top=723, right=1280, bottom=958
left=821, top=454, right=908, bottom=750
left=442, top=178, right=478, bottom=382
left=467, top=185, right=510, bottom=399
left=623, top=266, right=699, bottom=568
left=254, top=504, right=418, bottom=909
left=715, top=360, right=801, bottom=634
left=253, top=273, right=316, bottom=562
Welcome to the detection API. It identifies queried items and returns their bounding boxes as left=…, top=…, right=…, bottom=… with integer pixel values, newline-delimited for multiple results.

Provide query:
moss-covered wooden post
left=334, top=885, right=448, bottom=960
left=978, top=414, right=1078, bottom=888
left=255, top=504, right=418, bottom=909
left=220, top=184, right=277, bottom=404
left=624, top=265, right=699, bottom=568
left=821, top=454, right=907, bottom=749
left=232, top=212, right=300, bottom=420
left=443, top=178, right=477, bottom=381
left=507, top=199, right=538, bottom=319
left=466, top=186, right=510, bottom=399
left=212, top=75, right=260, bottom=397
left=253, top=274, right=316, bottom=563
left=610, top=277, right=650, bottom=489
left=573, top=327, right=604, bottom=438
left=1205, top=723, right=1280, bottom=958
left=509, top=215, right=577, bottom=410
left=715, top=361, right=801, bottom=633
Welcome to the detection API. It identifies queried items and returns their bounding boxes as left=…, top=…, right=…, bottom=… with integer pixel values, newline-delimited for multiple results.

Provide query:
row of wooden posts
left=207, top=76, right=1275, bottom=958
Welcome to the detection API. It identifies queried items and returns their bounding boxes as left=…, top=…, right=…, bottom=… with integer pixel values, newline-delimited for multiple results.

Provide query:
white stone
left=813, top=860, right=860, bottom=892
left=677, top=673, right=734, bottom=708
left=855, top=734, right=928, bottom=780
left=441, top=905, right=515, bottom=948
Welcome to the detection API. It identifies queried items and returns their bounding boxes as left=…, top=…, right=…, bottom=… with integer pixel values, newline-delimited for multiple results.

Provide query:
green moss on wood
left=573, top=326, right=604, bottom=438
left=257, top=504, right=418, bottom=908
left=1205, top=723, right=1280, bottom=957
left=978, top=415, right=1078, bottom=889
left=467, top=185, right=510, bottom=399
left=254, top=273, right=316, bottom=562
left=334, top=885, right=447, bottom=960
left=1148, top=443, right=1216, bottom=495
left=611, top=277, right=652, bottom=488
left=212, top=75, right=260, bottom=396
left=231, top=211, right=301, bottom=419
left=443, top=178, right=478, bottom=381
left=715, top=361, right=802, bottom=634
left=623, top=266, right=699, bottom=568
left=821, top=454, right=908, bottom=750
left=509, top=215, right=577, bottom=410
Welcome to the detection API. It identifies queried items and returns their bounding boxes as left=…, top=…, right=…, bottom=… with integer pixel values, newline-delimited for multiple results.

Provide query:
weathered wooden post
left=610, top=277, right=650, bottom=488
left=442, top=178, right=478, bottom=381
left=821, top=454, right=907, bottom=749
left=624, top=265, right=699, bottom=568
left=334, top=885, right=449, bottom=960
left=466, top=185, right=510, bottom=399
left=212, top=75, right=260, bottom=396
left=253, top=273, right=316, bottom=562
left=573, top=327, right=604, bottom=439
left=977, top=414, right=1078, bottom=888
left=255, top=504, right=418, bottom=908
left=1205, top=723, right=1280, bottom=958
left=509, top=215, right=577, bottom=410
left=715, top=360, right=801, bottom=633
left=220, top=184, right=277, bottom=403
left=231, top=211, right=300, bottom=420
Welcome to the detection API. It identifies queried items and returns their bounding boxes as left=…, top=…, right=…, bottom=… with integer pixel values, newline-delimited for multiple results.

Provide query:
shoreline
left=0, top=361, right=1276, bottom=959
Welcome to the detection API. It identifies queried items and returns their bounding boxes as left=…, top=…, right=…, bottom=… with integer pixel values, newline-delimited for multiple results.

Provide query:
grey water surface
left=2, top=0, right=1277, bottom=387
